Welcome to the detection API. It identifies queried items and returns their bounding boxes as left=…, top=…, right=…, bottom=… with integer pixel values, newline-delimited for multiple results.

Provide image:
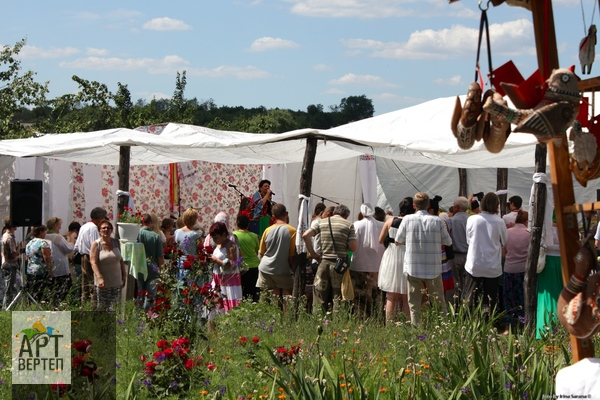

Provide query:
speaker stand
left=6, top=230, right=42, bottom=311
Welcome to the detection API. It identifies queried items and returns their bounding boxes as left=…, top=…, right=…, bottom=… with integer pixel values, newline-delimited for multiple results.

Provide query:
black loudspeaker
left=10, top=179, right=43, bottom=227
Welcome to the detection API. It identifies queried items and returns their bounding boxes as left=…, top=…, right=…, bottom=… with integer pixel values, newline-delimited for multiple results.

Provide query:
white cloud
left=143, top=17, right=191, bottom=31
left=59, top=55, right=269, bottom=79
left=19, top=45, right=80, bottom=59
left=287, top=0, right=415, bottom=19
left=341, top=19, right=535, bottom=60
left=328, top=73, right=396, bottom=88
left=187, top=66, right=270, bottom=79
left=59, top=55, right=190, bottom=73
left=313, top=64, right=334, bottom=71
left=249, top=37, right=299, bottom=52
left=138, top=91, right=171, bottom=100
left=433, top=75, right=462, bottom=86
left=86, top=48, right=109, bottom=56
left=323, top=88, right=345, bottom=94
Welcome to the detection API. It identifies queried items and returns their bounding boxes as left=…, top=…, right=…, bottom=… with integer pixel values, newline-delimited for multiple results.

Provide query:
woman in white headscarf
left=350, top=203, right=385, bottom=318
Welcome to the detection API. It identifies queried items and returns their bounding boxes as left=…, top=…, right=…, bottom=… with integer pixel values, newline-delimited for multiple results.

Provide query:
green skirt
left=536, top=255, right=563, bottom=339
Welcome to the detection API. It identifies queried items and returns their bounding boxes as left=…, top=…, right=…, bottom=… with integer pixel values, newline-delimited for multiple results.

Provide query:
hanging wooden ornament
left=451, top=1, right=510, bottom=151
left=483, top=67, right=581, bottom=143
left=579, top=25, right=597, bottom=74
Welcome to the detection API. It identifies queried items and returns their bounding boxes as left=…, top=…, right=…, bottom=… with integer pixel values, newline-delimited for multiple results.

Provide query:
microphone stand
left=311, top=192, right=340, bottom=205
left=227, top=184, right=250, bottom=212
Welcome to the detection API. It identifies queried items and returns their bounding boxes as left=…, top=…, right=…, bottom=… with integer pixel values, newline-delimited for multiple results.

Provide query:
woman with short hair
left=90, top=220, right=127, bottom=311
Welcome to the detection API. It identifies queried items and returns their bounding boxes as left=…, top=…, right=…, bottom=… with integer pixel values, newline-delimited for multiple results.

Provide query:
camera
left=473, top=192, right=484, bottom=201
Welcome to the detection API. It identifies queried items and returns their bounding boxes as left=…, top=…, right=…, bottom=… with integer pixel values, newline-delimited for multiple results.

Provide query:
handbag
left=445, top=244, right=455, bottom=260
left=328, top=217, right=349, bottom=274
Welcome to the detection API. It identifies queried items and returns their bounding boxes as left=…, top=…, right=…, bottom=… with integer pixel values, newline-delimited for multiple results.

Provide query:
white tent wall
left=376, top=157, right=600, bottom=215
left=264, top=157, right=365, bottom=226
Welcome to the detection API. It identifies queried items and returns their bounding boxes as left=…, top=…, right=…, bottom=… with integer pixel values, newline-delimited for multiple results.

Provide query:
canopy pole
left=293, top=137, right=317, bottom=318
left=116, top=145, right=131, bottom=232
left=458, top=168, right=467, bottom=197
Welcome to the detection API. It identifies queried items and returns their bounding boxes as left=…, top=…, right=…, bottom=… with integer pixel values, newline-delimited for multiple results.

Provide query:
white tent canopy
left=0, top=96, right=540, bottom=168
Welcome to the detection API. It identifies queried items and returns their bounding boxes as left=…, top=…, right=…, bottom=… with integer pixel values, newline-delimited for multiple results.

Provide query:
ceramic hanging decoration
left=451, top=82, right=484, bottom=149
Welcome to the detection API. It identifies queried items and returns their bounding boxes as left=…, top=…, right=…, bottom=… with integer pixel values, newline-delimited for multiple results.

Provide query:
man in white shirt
left=502, top=195, right=522, bottom=228
left=74, top=207, right=107, bottom=307
left=395, top=192, right=452, bottom=326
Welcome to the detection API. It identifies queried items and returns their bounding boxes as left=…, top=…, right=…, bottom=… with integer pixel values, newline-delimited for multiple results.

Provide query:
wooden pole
left=293, top=137, right=318, bottom=317
left=524, top=144, right=545, bottom=331
left=530, top=0, right=594, bottom=360
left=458, top=168, right=467, bottom=197
left=497, top=168, right=508, bottom=216
left=117, top=146, right=131, bottom=222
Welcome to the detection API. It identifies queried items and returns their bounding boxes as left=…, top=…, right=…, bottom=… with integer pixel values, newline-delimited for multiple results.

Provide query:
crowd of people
left=0, top=182, right=566, bottom=337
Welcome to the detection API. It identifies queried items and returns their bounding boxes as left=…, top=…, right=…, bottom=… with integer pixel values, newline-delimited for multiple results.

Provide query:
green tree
left=0, top=39, right=49, bottom=138
left=337, top=95, right=375, bottom=124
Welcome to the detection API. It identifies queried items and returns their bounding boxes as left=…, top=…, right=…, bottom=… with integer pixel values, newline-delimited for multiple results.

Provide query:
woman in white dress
left=378, top=197, right=414, bottom=323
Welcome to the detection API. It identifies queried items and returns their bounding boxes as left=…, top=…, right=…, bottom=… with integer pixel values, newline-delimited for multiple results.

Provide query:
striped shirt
left=310, top=216, right=356, bottom=259
left=395, top=210, right=452, bottom=279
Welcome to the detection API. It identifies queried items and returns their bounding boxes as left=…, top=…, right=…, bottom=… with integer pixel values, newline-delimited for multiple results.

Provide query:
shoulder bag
left=328, top=217, right=349, bottom=274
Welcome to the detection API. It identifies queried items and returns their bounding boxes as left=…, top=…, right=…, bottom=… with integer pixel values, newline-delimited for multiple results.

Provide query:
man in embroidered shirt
left=395, top=192, right=452, bottom=326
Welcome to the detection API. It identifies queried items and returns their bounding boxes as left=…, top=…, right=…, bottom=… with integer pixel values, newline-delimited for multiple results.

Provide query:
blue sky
left=2, top=0, right=592, bottom=116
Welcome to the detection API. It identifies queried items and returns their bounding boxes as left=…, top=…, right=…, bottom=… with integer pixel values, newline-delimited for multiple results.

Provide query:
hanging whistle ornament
left=579, top=24, right=597, bottom=75
left=482, top=67, right=581, bottom=143
left=451, top=82, right=485, bottom=149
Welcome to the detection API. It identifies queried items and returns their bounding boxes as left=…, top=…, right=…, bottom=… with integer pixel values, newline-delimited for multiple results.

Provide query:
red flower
left=185, top=359, right=194, bottom=370
left=181, top=287, right=190, bottom=296
left=175, top=337, right=190, bottom=347
left=140, top=355, right=147, bottom=362
left=163, top=348, right=174, bottom=358
left=182, top=261, right=192, bottom=270
left=80, top=365, right=98, bottom=381
left=153, top=351, right=163, bottom=359
left=206, top=362, right=216, bottom=371
left=204, top=246, right=214, bottom=255
left=239, top=336, right=247, bottom=346
left=156, top=339, right=169, bottom=349
left=178, top=348, right=189, bottom=357
left=252, top=336, right=260, bottom=344
left=184, top=298, right=193, bottom=304
left=73, top=340, right=91, bottom=353
left=139, top=290, right=149, bottom=297
left=73, top=356, right=84, bottom=367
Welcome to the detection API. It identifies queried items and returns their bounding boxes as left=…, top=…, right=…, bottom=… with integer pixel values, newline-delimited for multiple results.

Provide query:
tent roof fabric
left=0, top=96, right=540, bottom=167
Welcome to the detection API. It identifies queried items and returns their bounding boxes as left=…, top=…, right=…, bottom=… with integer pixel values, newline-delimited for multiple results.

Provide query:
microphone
left=228, top=184, right=237, bottom=188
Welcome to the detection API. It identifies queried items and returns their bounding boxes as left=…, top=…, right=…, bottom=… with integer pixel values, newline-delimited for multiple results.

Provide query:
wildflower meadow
left=0, top=241, right=595, bottom=399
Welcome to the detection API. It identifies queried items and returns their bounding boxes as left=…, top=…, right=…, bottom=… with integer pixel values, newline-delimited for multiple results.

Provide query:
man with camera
left=303, top=204, right=357, bottom=314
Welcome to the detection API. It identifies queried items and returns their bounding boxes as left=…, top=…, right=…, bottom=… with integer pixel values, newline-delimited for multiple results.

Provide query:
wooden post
left=524, top=144, right=546, bottom=332
left=530, top=0, right=595, bottom=360
left=458, top=168, right=467, bottom=197
left=117, top=145, right=135, bottom=302
left=293, top=137, right=318, bottom=317
left=117, top=146, right=131, bottom=220
left=497, top=168, right=508, bottom=216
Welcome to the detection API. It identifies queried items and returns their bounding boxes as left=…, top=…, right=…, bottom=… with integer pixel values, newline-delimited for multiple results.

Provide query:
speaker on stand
left=6, top=179, right=43, bottom=310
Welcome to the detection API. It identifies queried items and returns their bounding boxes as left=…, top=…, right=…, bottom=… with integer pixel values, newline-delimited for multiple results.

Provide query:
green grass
left=1, top=296, right=597, bottom=399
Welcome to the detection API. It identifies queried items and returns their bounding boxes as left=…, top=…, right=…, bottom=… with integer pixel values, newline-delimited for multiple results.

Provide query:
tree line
left=1, top=39, right=375, bottom=139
